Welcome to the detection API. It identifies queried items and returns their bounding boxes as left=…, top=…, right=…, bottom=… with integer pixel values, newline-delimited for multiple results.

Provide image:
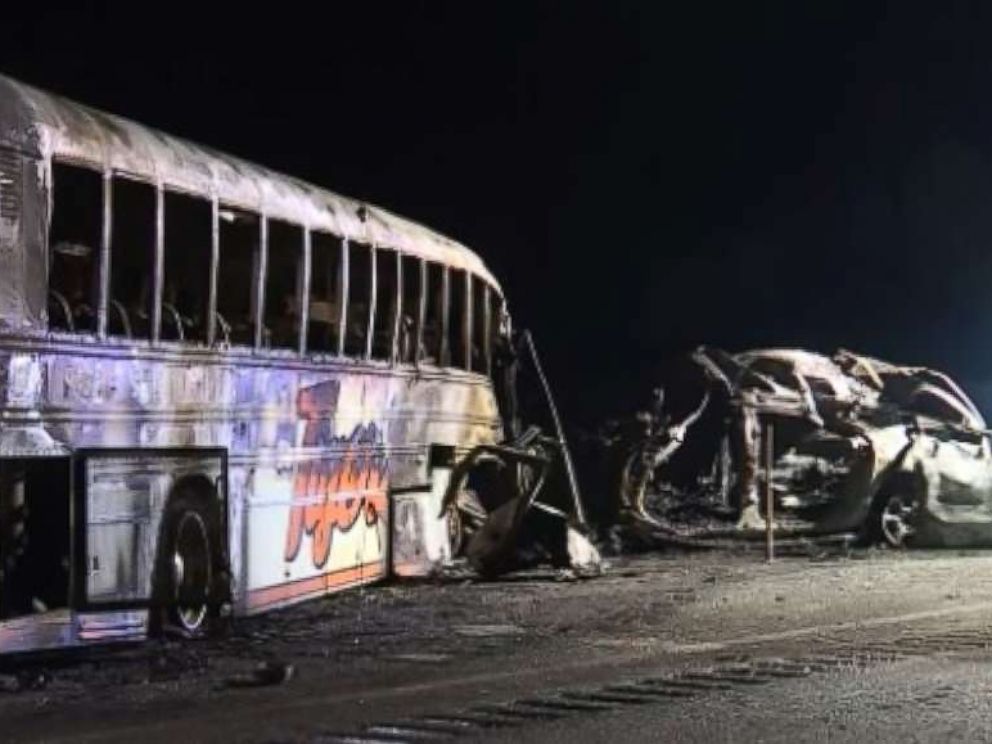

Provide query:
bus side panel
left=242, top=367, right=500, bottom=613
left=244, top=371, right=390, bottom=613
left=0, top=148, right=46, bottom=331
left=25, top=347, right=499, bottom=617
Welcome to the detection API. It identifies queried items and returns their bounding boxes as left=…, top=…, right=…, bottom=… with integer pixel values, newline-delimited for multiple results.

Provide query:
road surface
left=4, top=546, right=992, bottom=742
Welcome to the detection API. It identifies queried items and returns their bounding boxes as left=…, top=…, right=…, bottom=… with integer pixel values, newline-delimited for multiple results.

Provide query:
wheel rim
left=880, top=495, right=915, bottom=548
left=172, top=511, right=211, bottom=632
left=447, top=504, right=464, bottom=557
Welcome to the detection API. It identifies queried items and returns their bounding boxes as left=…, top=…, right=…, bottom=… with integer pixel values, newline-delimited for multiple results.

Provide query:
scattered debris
left=607, top=346, right=992, bottom=549
left=219, top=660, right=296, bottom=689
left=0, top=669, right=49, bottom=693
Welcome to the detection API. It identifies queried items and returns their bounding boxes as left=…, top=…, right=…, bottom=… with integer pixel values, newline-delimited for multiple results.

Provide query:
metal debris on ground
left=219, top=660, right=296, bottom=689
left=0, top=669, right=49, bottom=693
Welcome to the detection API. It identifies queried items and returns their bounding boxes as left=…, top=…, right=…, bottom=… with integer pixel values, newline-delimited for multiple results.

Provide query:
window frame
left=415, top=258, right=427, bottom=367
left=214, top=202, right=264, bottom=351
left=397, top=253, right=423, bottom=368
left=440, top=266, right=451, bottom=367
left=46, top=156, right=108, bottom=339
left=342, top=237, right=375, bottom=360
left=259, top=216, right=306, bottom=354
left=158, top=185, right=215, bottom=347
left=446, top=267, right=471, bottom=371
left=43, top=151, right=500, bottom=374
left=105, top=170, right=158, bottom=343
left=370, top=245, right=402, bottom=364
left=305, top=229, right=347, bottom=359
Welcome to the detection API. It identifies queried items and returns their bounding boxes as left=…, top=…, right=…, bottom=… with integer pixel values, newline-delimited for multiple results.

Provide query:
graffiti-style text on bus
left=284, top=380, right=389, bottom=569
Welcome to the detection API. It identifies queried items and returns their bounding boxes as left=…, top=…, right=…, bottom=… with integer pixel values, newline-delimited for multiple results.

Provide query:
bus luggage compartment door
left=0, top=456, right=74, bottom=652
left=75, top=449, right=228, bottom=613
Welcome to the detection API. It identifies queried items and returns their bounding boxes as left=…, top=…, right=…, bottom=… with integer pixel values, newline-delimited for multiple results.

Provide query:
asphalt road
left=478, top=653, right=992, bottom=743
left=5, top=546, right=992, bottom=742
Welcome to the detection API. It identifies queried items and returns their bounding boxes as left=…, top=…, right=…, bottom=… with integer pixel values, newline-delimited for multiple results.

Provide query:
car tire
left=865, top=484, right=918, bottom=549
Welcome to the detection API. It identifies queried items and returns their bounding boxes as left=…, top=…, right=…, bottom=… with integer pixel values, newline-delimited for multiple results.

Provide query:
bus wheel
left=154, top=489, right=222, bottom=638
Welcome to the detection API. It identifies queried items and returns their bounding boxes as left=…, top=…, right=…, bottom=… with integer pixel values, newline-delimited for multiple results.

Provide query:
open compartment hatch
left=0, top=458, right=72, bottom=620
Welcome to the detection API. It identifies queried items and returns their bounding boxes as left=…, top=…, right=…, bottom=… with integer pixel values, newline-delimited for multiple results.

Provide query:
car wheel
left=878, top=493, right=916, bottom=548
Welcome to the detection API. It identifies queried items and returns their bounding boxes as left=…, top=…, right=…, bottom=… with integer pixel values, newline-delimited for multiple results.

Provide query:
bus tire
left=151, top=483, right=226, bottom=639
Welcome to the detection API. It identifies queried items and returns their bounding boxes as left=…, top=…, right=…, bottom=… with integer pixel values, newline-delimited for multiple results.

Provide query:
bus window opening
left=399, top=255, right=421, bottom=364
left=472, top=275, right=488, bottom=373
left=372, top=248, right=399, bottom=361
left=489, top=288, right=505, bottom=361
left=48, top=162, right=102, bottom=334
left=216, top=207, right=259, bottom=347
left=423, top=262, right=444, bottom=365
left=308, top=231, right=343, bottom=354
left=162, top=190, right=211, bottom=343
left=345, top=240, right=372, bottom=357
left=110, top=177, right=156, bottom=339
left=264, top=219, right=304, bottom=351
left=449, top=268, right=469, bottom=370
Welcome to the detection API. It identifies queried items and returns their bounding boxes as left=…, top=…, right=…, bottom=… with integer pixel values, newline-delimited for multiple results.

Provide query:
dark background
left=5, top=3, right=992, bottom=423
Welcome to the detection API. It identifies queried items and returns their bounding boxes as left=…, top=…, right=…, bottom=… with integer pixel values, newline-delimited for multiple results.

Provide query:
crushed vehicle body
left=617, top=346, right=992, bottom=548
left=441, top=331, right=602, bottom=578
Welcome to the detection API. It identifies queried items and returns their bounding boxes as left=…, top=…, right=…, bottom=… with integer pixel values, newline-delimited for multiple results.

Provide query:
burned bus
left=0, top=74, right=505, bottom=653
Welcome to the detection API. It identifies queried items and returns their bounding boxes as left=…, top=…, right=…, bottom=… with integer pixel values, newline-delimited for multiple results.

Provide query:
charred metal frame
left=43, top=156, right=493, bottom=368
left=253, top=214, right=268, bottom=349
left=299, top=227, right=311, bottom=357
left=97, top=170, right=111, bottom=339
left=338, top=237, right=350, bottom=357
left=440, top=267, right=451, bottom=367
left=70, top=447, right=229, bottom=614
left=416, top=258, right=427, bottom=367
left=207, top=197, right=220, bottom=348
left=482, top=282, right=492, bottom=376
left=0, top=73, right=511, bottom=651
left=152, top=182, right=165, bottom=344
left=365, top=242, right=377, bottom=361
left=464, top=269, right=473, bottom=372
left=392, top=249, right=402, bottom=364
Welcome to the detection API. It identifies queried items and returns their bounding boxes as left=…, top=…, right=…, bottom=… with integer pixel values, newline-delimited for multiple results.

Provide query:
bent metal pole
left=522, top=330, right=587, bottom=528
left=765, top=421, right=774, bottom=562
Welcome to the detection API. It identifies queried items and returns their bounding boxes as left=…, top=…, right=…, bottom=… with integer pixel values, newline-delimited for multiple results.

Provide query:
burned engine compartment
left=606, top=347, right=992, bottom=548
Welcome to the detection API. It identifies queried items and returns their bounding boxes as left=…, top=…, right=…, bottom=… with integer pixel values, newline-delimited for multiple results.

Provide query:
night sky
left=5, top=4, right=992, bottom=422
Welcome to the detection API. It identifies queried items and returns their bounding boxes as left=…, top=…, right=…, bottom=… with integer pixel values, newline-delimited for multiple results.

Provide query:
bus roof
left=0, top=74, right=500, bottom=291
